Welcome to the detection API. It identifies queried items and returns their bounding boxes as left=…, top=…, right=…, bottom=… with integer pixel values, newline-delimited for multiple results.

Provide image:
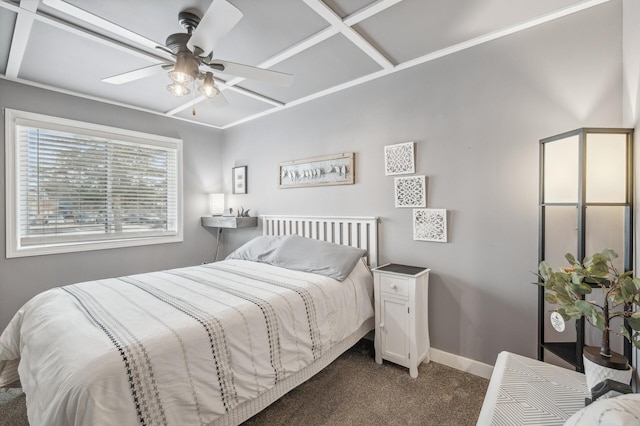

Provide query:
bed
left=0, top=215, right=379, bottom=425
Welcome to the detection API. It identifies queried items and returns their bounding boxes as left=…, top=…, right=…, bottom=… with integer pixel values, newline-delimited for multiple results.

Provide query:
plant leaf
left=544, top=293, right=558, bottom=304
left=601, top=248, right=618, bottom=261
left=579, top=283, right=593, bottom=294
left=620, top=325, right=631, bottom=340
left=627, top=316, right=640, bottom=331
left=619, top=271, right=634, bottom=281
left=575, top=300, right=596, bottom=316
left=571, top=273, right=584, bottom=286
left=565, top=253, right=577, bottom=266
left=538, top=261, right=552, bottom=281
left=594, top=314, right=605, bottom=331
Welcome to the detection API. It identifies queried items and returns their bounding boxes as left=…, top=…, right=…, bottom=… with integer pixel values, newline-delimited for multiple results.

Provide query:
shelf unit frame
left=538, top=127, right=634, bottom=372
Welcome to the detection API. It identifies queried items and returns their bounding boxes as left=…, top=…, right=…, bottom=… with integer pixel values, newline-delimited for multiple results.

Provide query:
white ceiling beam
left=165, top=96, right=206, bottom=117
left=41, top=0, right=161, bottom=53
left=343, top=0, right=403, bottom=26
left=5, top=0, right=40, bottom=78
left=224, top=0, right=402, bottom=87
left=0, top=74, right=224, bottom=129
left=303, top=0, right=394, bottom=70
left=255, top=27, right=337, bottom=70
left=221, top=83, right=284, bottom=106
left=0, top=0, right=171, bottom=65
left=224, top=27, right=337, bottom=87
left=222, top=0, right=611, bottom=129
left=395, top=0, right=611, bottom=73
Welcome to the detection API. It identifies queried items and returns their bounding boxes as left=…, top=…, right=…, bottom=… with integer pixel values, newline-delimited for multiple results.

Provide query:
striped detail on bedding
left=98, top=281, right=207, bottom=426
left=63, top=285, right=168, bottom=426
left=206, top=264, right=323, bottom=360
left=118, top=276, right=239, bottom=412
left=167, top=270, right=287, bottom=383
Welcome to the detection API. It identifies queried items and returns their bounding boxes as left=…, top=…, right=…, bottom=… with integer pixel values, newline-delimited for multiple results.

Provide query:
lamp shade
left=199, top=72, right=219, bottom=98
left=209, top=193, right=224, bottom=216
left=167, top=83, right=190, bottom=97
left=169, top=53, right=197, bottom=84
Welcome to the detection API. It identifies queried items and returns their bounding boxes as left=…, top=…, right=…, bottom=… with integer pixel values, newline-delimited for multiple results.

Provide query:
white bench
left=477, top=351, right=589, bottom=425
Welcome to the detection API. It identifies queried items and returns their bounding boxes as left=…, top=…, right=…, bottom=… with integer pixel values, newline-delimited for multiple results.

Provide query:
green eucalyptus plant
left=538, top=249, right=640, bottom=358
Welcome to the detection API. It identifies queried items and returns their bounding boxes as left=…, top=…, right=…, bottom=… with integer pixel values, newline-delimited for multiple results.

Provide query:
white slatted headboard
left=261, top=215, right=379, bottom=268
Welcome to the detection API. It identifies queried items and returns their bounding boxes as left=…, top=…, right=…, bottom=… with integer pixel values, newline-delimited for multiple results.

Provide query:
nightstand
left=372, top=263, right=430, bottom=378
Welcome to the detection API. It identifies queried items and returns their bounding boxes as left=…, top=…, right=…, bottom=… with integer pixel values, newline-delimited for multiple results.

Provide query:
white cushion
left=564, top=393, right=640, bottom=426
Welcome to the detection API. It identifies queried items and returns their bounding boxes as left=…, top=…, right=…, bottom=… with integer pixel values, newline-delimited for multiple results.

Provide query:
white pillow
left=564, top=394, right=640, bottom=426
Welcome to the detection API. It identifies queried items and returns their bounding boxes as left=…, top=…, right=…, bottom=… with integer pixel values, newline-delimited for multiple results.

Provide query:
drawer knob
left=390, top=284, right=397, bottom=289
left=379, top=322, right=384, bottom=328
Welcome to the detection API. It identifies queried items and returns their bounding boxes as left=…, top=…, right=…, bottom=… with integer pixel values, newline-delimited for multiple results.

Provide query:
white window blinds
left=6, top=109, right=183, bottom=257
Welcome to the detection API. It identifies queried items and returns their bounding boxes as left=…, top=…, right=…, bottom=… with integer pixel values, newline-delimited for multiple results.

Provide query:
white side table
left=372, top=263, right=430, bottom=378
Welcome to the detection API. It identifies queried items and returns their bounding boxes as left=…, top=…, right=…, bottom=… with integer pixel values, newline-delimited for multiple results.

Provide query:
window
left=5, top=109, right=183, bottom=258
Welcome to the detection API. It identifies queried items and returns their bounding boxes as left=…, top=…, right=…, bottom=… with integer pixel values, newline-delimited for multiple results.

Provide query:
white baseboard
left=428, top=348, right=494, bottom=380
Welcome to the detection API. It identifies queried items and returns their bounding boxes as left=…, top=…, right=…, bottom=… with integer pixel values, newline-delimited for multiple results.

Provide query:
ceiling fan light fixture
left=167, top=82, right=190, bottom=97
left=169, top=52, right=197, bottom=84
left=198, top=72, right=219, bottom=98
left=169, top=69, right=193, bottom=85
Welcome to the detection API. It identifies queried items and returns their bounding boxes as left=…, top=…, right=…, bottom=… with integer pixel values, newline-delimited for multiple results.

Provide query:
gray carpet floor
left=0, top=340, right=488, bottom=425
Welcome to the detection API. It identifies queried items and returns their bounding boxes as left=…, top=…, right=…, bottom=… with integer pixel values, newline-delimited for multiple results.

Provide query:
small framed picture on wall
left=233, top=166, right=247, bottom=194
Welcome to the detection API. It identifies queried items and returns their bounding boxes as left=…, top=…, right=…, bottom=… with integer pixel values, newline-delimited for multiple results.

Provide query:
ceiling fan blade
left=102, top=64, right=168, bottom=84
left=207, top=60, right=294, bottom=86
left=187, top=0, right=243, bottom=57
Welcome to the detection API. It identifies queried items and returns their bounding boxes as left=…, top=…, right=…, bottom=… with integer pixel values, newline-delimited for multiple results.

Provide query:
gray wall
left=0, top=79, right=224, bottom=331
left=221, top=2, right=623, bottom=366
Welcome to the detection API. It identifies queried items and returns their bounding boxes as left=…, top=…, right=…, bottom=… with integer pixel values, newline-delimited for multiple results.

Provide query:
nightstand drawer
left=379, top=275, right=409, bottom=297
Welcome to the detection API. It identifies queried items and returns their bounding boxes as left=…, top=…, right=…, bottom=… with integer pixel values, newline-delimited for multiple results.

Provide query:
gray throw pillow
left=268, top=235, right=366, bottom=281
left=225, top=235, right=285, bottom=262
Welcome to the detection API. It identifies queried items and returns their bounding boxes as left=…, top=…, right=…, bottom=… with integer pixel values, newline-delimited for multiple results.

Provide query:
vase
left=582, top=346, right=633, bottom=400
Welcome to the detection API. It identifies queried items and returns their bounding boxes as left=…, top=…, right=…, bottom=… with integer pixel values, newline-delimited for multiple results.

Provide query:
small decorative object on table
left=372, top=263, right=430, bottom=378
left=237, top=207, right=251, bottom=217
left=537, top=249, right=640, bottom=399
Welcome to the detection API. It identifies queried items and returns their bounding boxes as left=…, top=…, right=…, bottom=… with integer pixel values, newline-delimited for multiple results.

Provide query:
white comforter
left=0, top=259, right=374, bottom=425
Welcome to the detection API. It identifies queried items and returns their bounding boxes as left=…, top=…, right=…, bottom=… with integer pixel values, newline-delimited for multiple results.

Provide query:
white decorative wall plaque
left=394, top=175, right=426, bottom=208
left=384, top=142, right=415, bottom=175
left=413, top=209, right=447, bottom=242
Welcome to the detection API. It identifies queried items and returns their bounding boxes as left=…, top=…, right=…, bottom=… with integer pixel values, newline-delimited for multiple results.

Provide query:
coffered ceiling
left=0, top=0, right=610, bottom=129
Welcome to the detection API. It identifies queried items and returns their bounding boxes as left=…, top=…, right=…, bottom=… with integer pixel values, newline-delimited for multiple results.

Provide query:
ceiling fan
left=102, top=0, right=294, bottom=105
